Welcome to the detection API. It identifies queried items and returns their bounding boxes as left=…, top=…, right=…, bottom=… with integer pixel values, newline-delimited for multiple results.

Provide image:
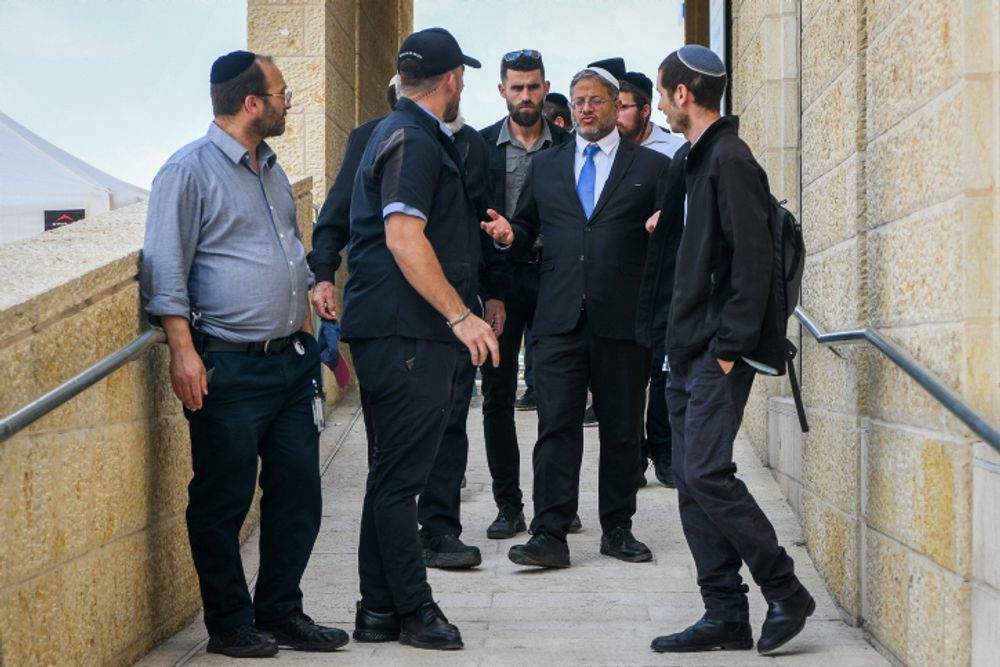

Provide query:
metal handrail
left=0, top=327, right=166, bottom=443
left=794, top=306, right=1000, bottom=453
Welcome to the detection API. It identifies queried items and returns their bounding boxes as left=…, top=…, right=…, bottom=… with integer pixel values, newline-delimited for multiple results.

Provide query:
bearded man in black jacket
left=649, top=46, right=814, bottom=657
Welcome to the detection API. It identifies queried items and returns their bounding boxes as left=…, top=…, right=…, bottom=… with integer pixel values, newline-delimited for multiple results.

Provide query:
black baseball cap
left=397, top=27, right=481, bottom=77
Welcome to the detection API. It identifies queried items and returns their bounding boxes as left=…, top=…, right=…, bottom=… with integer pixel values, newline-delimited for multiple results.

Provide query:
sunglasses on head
left=503, top=49, right=542, bottom=64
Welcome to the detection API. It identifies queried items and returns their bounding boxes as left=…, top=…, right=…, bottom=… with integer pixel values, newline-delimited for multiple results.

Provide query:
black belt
left=198, top=332, right=298, bottom=355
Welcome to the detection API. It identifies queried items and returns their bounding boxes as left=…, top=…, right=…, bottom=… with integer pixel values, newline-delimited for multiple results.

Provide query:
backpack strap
left=786, top=340, right=809, bottom=432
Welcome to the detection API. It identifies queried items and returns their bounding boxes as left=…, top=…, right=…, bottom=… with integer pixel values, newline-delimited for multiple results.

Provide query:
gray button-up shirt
left=141, top=122, right=309, bottom=342
left=497, top=118, right=553, bottom=215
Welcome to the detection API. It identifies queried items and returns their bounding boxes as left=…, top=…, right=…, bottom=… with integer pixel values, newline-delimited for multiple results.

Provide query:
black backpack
left=768, top=195, right=808, bottom=431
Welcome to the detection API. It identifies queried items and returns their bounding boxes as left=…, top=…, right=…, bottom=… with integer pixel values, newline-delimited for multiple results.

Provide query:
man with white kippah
left=481, top=65, right=669, bottom=570
left=648, top=44, right=814, bottom=656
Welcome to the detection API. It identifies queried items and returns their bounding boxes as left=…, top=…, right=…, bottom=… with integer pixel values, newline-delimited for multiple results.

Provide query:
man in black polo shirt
left=340, top=28, right=497, bottom=651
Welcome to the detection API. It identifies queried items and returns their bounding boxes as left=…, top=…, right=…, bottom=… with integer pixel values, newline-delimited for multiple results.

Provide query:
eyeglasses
left=503, top=49, right=542, bottom=63
left=571, top=96, right=610, bottom=110
left=257, top=90, right=293, bottom=105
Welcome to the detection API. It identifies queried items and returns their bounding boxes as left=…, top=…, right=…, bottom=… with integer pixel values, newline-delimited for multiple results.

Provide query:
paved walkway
left=139, top=390, right=889, bottom=667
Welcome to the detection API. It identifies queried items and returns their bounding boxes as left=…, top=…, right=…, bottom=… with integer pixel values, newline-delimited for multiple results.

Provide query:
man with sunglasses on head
left=141, top=51, right=347, bottom=657
left=482, top=66, right=668, bottom=569
left=478, top=49, right=571, bottom=541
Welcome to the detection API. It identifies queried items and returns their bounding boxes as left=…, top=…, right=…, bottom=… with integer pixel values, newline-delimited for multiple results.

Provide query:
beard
left=576, top=113, right=617, bottom=141
left=507, top=100, right=542, bottom=127
left=666, top=108, right=689, bottom=135
left=443, top=90, right=461, bottom=123
left=617, top=116, right=643, bottom=142
left=253, top=104, right=286, bottom=138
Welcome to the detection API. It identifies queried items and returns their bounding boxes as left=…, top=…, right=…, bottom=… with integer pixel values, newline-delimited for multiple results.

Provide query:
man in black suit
left=478, top=50, right=570, bottom=540
left=482, top=66, right=668, bottom=568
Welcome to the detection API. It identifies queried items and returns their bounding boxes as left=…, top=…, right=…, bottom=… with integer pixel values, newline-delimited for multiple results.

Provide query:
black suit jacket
left=508, top=138, right=669, bottom=341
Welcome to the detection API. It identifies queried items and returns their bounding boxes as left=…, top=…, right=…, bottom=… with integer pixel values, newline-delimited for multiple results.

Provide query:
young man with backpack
left=650, top=45, right=814, bottom=655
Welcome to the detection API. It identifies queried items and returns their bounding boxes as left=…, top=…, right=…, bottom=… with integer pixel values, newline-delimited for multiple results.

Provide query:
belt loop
left=263, top=339, right=272, bottom=355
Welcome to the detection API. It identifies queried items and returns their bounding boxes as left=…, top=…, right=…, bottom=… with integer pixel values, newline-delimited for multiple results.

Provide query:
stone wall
left=0, top=180, right=313, bottom=666
left=728, top=1, right=1000, bottom=665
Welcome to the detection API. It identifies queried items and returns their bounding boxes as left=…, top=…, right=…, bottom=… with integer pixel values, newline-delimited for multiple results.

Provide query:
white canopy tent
left=0, top=111, right=148, bottom=245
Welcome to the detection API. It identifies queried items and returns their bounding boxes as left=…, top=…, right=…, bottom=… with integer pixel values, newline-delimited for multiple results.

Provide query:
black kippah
left=621, top=72, right=653, bottom=101
left=211, top=50, right=257, bottom=84
left=588, top=57, right=626, bottom=80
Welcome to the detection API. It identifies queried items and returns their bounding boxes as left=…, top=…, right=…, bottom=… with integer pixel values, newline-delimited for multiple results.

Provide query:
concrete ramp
left=138, top=392, right=889, bottom=666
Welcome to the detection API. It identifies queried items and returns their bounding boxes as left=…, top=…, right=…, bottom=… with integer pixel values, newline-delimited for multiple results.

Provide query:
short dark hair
left=657, top=51, right=726, bottom=112
left=619, top=80, right=650, bottom=108
left=501, top=58, right=544, bottom=82
left=210, top=55, right=272, bottom=117
left=543, top=99, right=571, bottom=127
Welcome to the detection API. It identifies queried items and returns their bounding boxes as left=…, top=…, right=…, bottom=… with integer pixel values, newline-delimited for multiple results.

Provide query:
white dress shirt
left=574, top=129, right=621, bottom=206
left=642, top=123, right=686, bottom=158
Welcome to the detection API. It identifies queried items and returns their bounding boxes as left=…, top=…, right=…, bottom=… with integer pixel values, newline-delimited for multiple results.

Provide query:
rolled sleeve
left=140, top=163, right=202, bottom=319
left=382, top=202, right=428, bottom=222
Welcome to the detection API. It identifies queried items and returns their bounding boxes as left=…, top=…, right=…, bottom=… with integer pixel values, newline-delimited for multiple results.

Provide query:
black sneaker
left=600, top=525, right=652, bottom=563
left=353, top=600, right=400, bottom=642
left=399, top=601, right=463, bottom=650
left=514, top=387, right=537, bottom=410
left=583, top=405, right=598, bottom=427
left=255, top=613, right=349, bottom=652
left=206, top=625, right=278, bottom=658
left=508, top=531, right=571, bottom=568
left=487, top=506, right=527, bottom=539
left=422, top=534, right=482, bottom=569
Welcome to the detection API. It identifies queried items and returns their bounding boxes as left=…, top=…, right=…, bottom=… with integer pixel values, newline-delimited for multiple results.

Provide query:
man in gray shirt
left=141, top=50, right=347, bottom=658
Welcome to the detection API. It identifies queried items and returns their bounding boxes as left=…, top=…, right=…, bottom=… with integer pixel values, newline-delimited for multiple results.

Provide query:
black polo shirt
left=341, top=97, right=478, bottom=343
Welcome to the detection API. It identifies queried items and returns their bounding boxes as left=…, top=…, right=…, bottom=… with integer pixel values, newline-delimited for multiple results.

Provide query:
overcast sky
left=1, top=0, right=684, bottom=189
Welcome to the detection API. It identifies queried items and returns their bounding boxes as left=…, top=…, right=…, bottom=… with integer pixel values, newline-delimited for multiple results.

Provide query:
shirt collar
left=207, top=122, right=277, bottom=168
left=411, top=100, right=454, bottom=137
left=575, top=127, right=620, bottom=156
left=497, top=117, right=553, bottom=149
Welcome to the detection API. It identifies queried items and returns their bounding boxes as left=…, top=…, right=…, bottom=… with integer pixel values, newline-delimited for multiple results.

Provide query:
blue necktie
left=577, top=143, right=599, bottom=218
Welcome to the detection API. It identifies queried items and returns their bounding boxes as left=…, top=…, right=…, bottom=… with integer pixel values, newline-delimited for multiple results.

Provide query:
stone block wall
left=729, top=1, right=1000, bottom=665
left=0, top=181, right=314, bottom=666
left=247, top=0, right=413, bottom=203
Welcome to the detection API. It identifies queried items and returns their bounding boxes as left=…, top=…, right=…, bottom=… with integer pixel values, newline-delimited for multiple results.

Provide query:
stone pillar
left=247, top=0, right=413, bottom=205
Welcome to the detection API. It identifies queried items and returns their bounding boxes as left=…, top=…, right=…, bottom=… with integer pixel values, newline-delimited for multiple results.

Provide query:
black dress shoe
left=638, top=458, right=649, bottom=488
left=207, top=625, right=278, bottom=658
left=487, top=506, right=527, bottom=539
left=256, top=613, right=349, bottom=652
left=568, top=513, right=583, bottom=533
left=508, top=531, right=570, bottom=568
left=654, top=461, right=675, bottom=488
left=353, top=601, right=400, bottom=642
left=514, top=387, right=536, bottom=410
left=600, top=525, right=652, bottom=562
left=422, top=534, right=482, bottom=569
left=399, top=601, right=463, bottom=650
left=757, top=585, right=815, bottom=654
left=651, top=618, right=753, bottom=653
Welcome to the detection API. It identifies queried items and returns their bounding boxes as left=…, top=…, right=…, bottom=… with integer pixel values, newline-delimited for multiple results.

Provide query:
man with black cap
left=340, top=27, right=496, bottom=651
left=141, top=51, right=347, bottom=657
left=478, top=49, right=571, bottom=540
left=481, top=65, right=667, bottom=569
left=649, top=45, right=813, bottom=655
